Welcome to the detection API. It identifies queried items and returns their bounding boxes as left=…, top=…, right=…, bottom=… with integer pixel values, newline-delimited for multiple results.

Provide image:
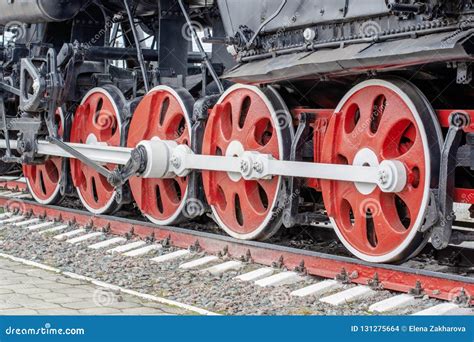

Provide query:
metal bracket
left=456, top=62, right=472, bottom=85
left=452, top=288, right=472, bottom=306
left=409, top=281, right=424, bottom=298
left=2, top=115, right=43, bottom=164
left=283, top=113, right=319, bottom=228
left=107, top=145, right=147, bottom=188
left=123, top=0, right=149, bottom=92
left=432, top=112, right=469, bottom=249
left=450, top=229, right=474, bottom=245
left=367, top=273, right=383, bottom=290
left=419, top=190, right=439, bottom=233
left=177, top=0, right=224, bottom=93
left=19, top=58, right=46, bottom=112
left=245, top=0, right=287, bottom=49
left=44, top=48, right=63, bottom=138
left=0, top=96, right=14, bottom=162
left=186, top=95, right=220, bottom=219
left=335, top=268, right=351, bottom=284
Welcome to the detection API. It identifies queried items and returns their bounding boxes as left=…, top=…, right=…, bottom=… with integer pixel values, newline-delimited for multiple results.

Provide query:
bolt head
left=170, top=156, right=181, bottom=169
left=253, top=161, right=264, bottom=173
left=32, top=79, right=41, bottom=94
left=303, top=28, right=316, bottom=41
left=378, top=170, right=389, bottom=184
left=240, top=160, right=249, bottom=172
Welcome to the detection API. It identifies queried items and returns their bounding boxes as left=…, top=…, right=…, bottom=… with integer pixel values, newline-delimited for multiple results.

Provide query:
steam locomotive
left=0, top=0, right=473, bottom=264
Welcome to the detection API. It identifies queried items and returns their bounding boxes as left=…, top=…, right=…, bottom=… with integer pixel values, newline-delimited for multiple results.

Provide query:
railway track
left=0, top=178, right=472, bottom=315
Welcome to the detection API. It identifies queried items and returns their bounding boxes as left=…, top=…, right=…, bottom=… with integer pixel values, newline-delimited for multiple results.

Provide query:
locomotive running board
left=225, top=29, right=474, bottom=84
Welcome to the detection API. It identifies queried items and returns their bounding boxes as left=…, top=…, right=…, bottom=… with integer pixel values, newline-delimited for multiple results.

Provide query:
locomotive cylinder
left=0, top=0, right=86, bottom=25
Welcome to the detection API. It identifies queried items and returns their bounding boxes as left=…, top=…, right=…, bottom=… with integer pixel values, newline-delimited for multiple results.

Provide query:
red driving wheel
left=202, top=84, right=293, bottom=240
left=127, top=86, right=194, bottom=225
left=70, top=86, right=126, bottom=214
left=23, top=108, right=65, bottom=204
left=321, top=79, right=442, bottom=263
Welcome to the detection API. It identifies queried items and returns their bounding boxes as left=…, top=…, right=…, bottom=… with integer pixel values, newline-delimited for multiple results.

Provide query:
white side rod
left=179, top=153, right=379, bottom=184
left=0, top=139, right=404, bottom=192
left=0, top=139, right=132, bottom=165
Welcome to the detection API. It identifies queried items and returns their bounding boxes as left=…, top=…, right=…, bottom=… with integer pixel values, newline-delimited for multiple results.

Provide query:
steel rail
left=0, top=186, right=472, bottom=306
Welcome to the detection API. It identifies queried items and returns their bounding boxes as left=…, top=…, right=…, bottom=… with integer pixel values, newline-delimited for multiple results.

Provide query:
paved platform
left=0, top=257, right=190, bottom=315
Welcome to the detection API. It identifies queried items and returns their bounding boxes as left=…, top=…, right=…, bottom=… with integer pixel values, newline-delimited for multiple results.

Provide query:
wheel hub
left=353, top=148, right=379, bottom=195
left=226, top=140, right=245, bottom=182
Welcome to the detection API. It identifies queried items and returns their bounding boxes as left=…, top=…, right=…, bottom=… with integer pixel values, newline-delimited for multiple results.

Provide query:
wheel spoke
left=81, top=173, right=94, bottom=204
left=241, top=95, right=271, bottom=133
left=395, top=184, right=423, bottom=221
left=241, top=181, right=267, bottom=215
left=345, top=89, right=375, bottom=124
left=176, top=126, right=189, bottom=146
left=395, top=135, right=424, bottom=168
left=334, top=183, right=370, bottom=246
left=371, top=201, right=408, bottom=253
left=213, top=123, right=231, bottom=152
left=148, top=179, right=180, bottom=215
left=41, top=168, right=58, bottom=195
left=237, top=184, right=267, bottom=223
left=212, top=172, right=236, bottom=192
left=338, top=129, right=363, bottom=161
left=87, top=104, right=108, bottom=141
left=140, top=178, right=156, bottom=213
left=244, top=127, right=279, bottom=156
left=95, top=174, right=113, bottom=202
left=256, top=179, right=279, bottom=203
left=375, top=91, right=408, bottom=135
left=350, top=207, right=369, bottom=249
left=41, top=171, right=57, bottom=195
left=161, top=111, right=184, bottom=141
